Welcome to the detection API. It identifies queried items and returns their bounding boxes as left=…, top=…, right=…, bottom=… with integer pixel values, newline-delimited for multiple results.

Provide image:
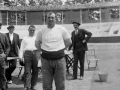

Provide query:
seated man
left=5, top=25, right=20, bottom=84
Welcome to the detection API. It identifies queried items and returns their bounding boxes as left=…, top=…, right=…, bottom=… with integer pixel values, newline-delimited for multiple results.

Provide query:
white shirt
left=9, top=33, right=13, bottom=43
left=75, top=29, right=78, bottom=35
left=19, top=35, right=37, bottom=58
left=36, top=25, right=70, bottom=51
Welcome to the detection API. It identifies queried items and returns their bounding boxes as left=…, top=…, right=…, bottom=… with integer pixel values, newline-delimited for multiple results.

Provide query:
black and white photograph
left=0, top=0, right=120, bottom=90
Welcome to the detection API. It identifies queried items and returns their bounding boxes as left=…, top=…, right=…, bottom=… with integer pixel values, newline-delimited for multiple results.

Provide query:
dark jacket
left=6, top=33, right=20, bottom=56
left=0, top=32, right=10, bottom=56
left=69, top=28, right=92, bottom=53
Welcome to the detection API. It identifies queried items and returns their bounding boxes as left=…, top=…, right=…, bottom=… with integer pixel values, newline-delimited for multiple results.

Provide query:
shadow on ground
left=12, top=76, right=23, bottom=85
left=93, top=79, right=104, bottom=83
left=85, top=67, right=99, bottom=71
left=8, top=87, right=23, bottom=90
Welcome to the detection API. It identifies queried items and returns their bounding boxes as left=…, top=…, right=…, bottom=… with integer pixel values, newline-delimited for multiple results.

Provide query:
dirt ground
left=89, top=43, right=120, bottom=90
left=7, top=43, right=120, bottom=90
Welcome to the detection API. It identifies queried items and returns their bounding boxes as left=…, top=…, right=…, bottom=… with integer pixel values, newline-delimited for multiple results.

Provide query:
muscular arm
left=64, top=38, right=72, bottom=50
left=35, top=30, right=42, bottom=51
left=19, top=38, right=26, bottom=58
left=62, top=26, right=72, bottom=50
left=35, top=40, right=42, bottom=51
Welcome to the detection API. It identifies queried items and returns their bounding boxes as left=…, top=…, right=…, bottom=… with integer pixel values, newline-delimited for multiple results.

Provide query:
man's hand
left=64, top=38, right=72, bottom=50
left=19, top=58, right=25, bottom=66
left=19, top=58, right=24, bottom=62
left=82, top=40, right=86, bottom=43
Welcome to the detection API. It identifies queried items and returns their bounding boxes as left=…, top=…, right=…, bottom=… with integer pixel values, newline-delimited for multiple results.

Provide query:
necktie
left=10, top=34, right=13, bottom=43
left=75, top=30, right=78, bottom=35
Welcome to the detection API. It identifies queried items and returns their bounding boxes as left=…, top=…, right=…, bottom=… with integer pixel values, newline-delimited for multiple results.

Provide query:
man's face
left=47, top=13, right=56, bottom=25
left=28, top=27, right=35, bottom=36
left=73, top=23, right=79, bottom=30
left=8, top=28, right=14, bottom=34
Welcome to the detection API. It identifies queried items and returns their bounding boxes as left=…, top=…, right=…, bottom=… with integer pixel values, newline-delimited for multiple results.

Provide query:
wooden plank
left=7, top=57, right=20, bottom=60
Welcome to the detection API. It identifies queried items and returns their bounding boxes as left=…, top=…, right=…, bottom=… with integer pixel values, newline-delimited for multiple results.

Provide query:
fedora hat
left=72, top=21, right=81, bottom=25
left=7, top=25, right=14, bottom=29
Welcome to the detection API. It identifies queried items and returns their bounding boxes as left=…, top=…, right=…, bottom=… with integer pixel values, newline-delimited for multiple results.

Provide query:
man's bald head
left=47, top=12, right=55, bottom=18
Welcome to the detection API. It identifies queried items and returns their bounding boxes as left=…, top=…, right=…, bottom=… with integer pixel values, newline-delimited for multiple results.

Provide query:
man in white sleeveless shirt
left=35, top=12, right=72, bottom=90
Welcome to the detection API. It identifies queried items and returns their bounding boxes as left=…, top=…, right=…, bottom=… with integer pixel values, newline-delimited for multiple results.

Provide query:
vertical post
left=62, top=11, right=63, bottom=24
left=119, top=6, right=120, bottom=21
left=16, top=11, right=17, bottom=25
left=88, top=9, right=89, bottom=23
left=71, top=9, right=72, bottom=22
left=7, top=11, right=8, bottom=25
left=25, top=11, right=27, bottom=25
left=0, top=11, right=2, bottom=23
left=43, top=11, right=45, bottom=25
left=80, top=9, right=82, bottom=24
left=99, top=8, right=101, bottom=23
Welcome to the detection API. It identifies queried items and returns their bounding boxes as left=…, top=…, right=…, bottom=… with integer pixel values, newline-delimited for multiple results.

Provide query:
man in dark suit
left=69, top=21, right=92, bottom=80
left=0, top=23, right=10, bottom=90
left=5, top=25, right=20, bottom=84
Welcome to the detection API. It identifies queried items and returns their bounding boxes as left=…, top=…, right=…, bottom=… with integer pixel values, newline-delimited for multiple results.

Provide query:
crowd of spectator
left=0, top=0, right=120, bottom=7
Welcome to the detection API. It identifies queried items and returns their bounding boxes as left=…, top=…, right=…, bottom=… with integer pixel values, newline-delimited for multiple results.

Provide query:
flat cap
left=7, top=25, right=14, bottom=29
left=72, top=21, right=81, bottom=25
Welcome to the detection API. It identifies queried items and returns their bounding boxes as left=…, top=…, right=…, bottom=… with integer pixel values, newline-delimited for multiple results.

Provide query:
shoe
left=6, top=83, right=8, bottom=89
left=7, top=80, right=12, bottom=84
left=1, top=87, right=7, bottom=90
left=1, top=84, right=7, bottom=90
left=1, top=88, right=6, bottom=90
left=70, top=77, right=77, bottom=80
left=23, top=87, right=30, bottom=90
left=30, top=85, right=37, bottom=90
left=21, top=75, right=24, bottom=81
left=79, top=76, right=83, bottom=80
left=31, top=86, right=37, bottom=90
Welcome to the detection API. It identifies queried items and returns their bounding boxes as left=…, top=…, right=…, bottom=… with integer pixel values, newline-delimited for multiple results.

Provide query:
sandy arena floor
left=7, top=43, right=120, bottom=90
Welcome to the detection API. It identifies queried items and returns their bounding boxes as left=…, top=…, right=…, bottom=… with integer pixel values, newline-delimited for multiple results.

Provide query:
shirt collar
left=28, top=35, right=35, bottom=37
left=75, top=29, right=78, bottom=32
left=9, top=33, right=13, bottom=35
left=75, top=29, right=78, bottom=31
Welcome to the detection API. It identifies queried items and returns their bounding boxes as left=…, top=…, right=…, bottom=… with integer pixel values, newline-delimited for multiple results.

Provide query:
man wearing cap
left=69, top=21, right=92, bottom=80
left=0, top=23, right=10, bottom=90
left=35, top=12, right=72, bottom=90
left=5, top=25, right=20, bottom=84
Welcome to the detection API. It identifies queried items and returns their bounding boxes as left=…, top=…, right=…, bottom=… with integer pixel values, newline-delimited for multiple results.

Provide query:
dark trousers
left=6, top=59, right=16, bottom=81
left=0, top=56, right=7, bottom=89
left=6, top=50, right=17, bottom=81
left=41, top=57, right=66, bottom=90
left=24, top=50, right=39, bottom=88
left=73, top=49, right=85, bottom=78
